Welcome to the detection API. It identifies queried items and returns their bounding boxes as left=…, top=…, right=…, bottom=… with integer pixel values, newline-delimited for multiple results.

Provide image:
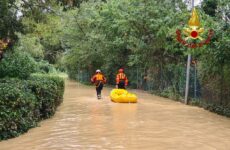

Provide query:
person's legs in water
left=118, top=81, right=125, bottom=89
left=98, top=83, right=103, bottom=99
left=96, top=82, right=103, bottom=99
left=95, top=81, right=100, bottom=99
left=96, top=87, right=100, bottom=98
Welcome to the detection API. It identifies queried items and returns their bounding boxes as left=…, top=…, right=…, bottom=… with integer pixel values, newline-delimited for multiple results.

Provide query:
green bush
left=0, top=51, right=37, bottom=79
left=203, top=103, right=230, bottom=117
left=28, top=74, right=65, bottom=119
left=0, top=78, right=37, bottom=140
left=37, top=61, right=57, bottom=74
left=15, top=33, right=44, bottom=59
left=160, top=86, right=181, bottom=100
left=187, top=99, right=230, bottom=117
left=0, top=75, right=64, bottom=140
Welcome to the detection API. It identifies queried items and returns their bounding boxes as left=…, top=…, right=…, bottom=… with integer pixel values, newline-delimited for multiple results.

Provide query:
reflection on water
left=0, top=80, right=230, bottom=150
left=111, top=103, right=137, bottom=135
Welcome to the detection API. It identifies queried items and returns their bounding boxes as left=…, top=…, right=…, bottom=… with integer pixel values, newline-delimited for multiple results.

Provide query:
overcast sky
left=185, top=0, right=203, bottom=9
left=191, top=0, right=203, bottom=6
left=194, top=0, right=203, bottom=6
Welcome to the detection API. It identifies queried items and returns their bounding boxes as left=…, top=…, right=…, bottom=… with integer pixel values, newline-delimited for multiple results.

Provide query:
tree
left=202, top=0, right=218, bottom=17
left=0, top=0, right=22, bottom=40
left=61, top=0, right=189, bottom=81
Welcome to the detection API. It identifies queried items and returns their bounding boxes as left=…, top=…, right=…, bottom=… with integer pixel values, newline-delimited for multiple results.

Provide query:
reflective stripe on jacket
left=116, top=73, right=128, bottom=86
left=91, top=73, right=106, bottom=83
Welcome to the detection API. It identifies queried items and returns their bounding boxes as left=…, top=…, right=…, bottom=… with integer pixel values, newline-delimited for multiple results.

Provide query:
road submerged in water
left=0, top=80, right=230, bottom=150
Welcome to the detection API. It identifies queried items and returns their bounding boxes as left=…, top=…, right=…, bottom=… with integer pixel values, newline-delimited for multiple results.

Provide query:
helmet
left=118, top=68, right=124, bottom=73
left=96, top=69, right=101, bottom=73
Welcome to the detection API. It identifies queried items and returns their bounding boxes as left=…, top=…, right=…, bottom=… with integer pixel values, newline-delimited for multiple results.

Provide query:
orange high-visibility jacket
left=91, top=73, right=106, bottom=84
left=116, top=73, right=128, bottom=86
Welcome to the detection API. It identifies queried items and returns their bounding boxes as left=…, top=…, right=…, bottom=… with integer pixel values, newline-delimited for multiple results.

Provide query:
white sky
left=185, top=0, right=203, bottom=10
left=194, top=0, right=203, bottom=6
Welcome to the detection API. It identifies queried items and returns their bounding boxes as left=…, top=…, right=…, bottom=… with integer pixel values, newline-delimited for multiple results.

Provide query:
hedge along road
left=0, top=80, right=230, bottom=150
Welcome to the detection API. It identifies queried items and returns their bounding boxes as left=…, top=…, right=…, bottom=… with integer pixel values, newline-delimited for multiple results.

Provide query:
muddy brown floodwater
left=0, top=80, right=230, bottom=150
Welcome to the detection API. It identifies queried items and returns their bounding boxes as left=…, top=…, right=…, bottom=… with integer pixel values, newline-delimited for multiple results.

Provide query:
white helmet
left=96, top=69, right=101, bottom=73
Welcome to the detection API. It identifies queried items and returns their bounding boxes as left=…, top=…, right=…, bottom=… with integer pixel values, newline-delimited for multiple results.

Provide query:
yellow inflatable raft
left=110, top=89, right=137, bottom=103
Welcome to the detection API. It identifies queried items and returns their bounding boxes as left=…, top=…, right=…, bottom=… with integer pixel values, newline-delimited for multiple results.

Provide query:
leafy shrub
left=28, top=74, right=65, bottom=119
left=15, top=33, right=44, bottom=59
left=159, top=87, right=181, bottom=101
left=0, top=75, right=64, bottom=140
left=0, top=78, right=37, bottom=140
left=189, top=99, right=202, bottom=106
left=0, top=51, right=37, bottom=79
left=37, top=61, right=57, bottom=74
left=203, top=103, right=230, bottom=117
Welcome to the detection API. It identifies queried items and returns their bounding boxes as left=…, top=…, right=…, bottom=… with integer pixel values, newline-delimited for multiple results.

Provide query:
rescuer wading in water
left=91, top=69, right=106, bottom=99
left=116, top=68, right=128, bottom=89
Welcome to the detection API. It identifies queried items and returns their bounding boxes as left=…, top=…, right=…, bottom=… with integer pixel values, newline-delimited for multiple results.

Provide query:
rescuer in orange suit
left=91, top=69, right=107, bottom=99
left=116, top=68, right=128, bottom=89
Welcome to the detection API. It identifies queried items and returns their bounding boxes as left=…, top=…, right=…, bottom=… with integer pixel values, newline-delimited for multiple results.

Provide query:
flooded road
left=0, top=80, right=230, bottom=150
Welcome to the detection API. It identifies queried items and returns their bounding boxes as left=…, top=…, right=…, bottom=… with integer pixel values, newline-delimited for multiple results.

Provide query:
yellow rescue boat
left=110, top=89, right=137, bottom=103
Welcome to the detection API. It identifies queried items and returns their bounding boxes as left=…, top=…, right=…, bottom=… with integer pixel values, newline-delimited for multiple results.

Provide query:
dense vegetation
left=0, top=75, right=64, bottom=140
left=0, top=0, right=229, bottom=140
left=61, top=0, right=230, bottom=116
left=0, top=0, right=65, bottom=140
left=0, top=50, right=64, bottom=140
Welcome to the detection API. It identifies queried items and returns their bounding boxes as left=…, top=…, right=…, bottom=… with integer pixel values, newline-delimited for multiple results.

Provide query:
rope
left=96, top=81, right=102, bottom=88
